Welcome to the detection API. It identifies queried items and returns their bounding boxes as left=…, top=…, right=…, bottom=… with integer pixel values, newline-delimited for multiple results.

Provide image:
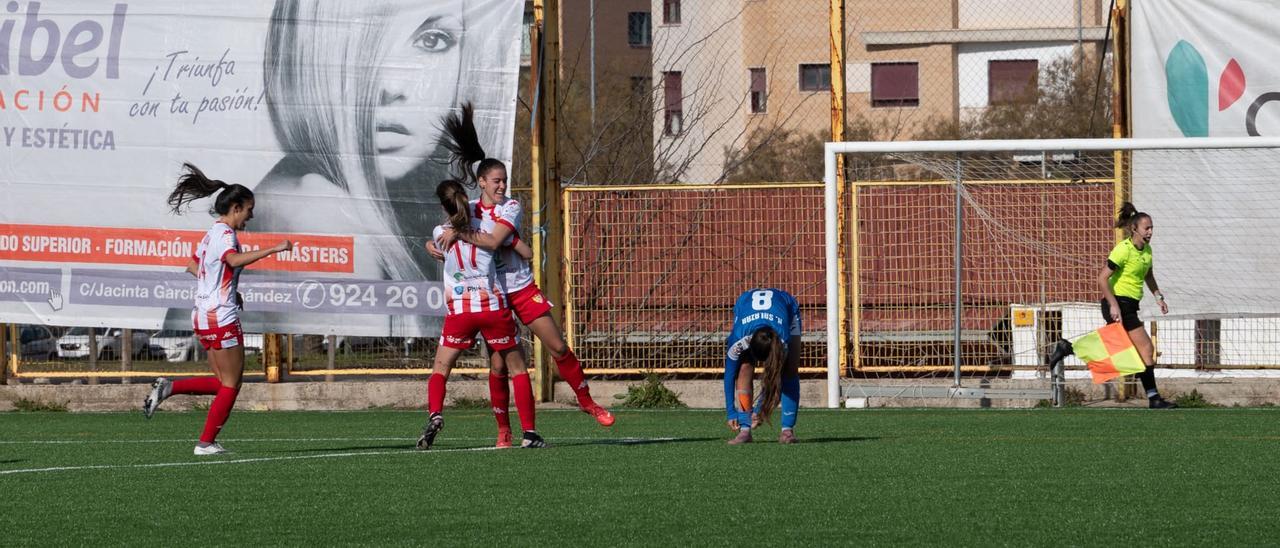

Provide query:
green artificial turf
left=2, top=408, right=1279, bottom=546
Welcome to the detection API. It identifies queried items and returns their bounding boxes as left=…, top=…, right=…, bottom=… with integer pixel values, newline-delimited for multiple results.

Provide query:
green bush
left=1037, top=386, right=1087, bottom=408
left=1173, top=389, right=1220, bottom=408
left=616, top=375, right=686, bottom=409
left=12, top=398, right=68, bottom=412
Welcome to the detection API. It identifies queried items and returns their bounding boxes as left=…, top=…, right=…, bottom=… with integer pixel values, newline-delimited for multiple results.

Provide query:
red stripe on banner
left=0, top=223, right=353, bottom=273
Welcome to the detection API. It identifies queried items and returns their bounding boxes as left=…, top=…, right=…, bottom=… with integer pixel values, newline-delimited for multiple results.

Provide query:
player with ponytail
left=724, top=288, right=803, bottom=444
left=428, top=103, right=615, bottom=445
left=418, top=179, right=547, bottom=450
left=1047, top=202, right=1176, bottom=408
left=143, top=163, right=294, bottom=455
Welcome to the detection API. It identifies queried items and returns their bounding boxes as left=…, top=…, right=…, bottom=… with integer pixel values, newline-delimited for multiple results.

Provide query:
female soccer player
left=143, top=164, right=294, bottom=455
left=427, top=104, right=615, bottom=430
left=418, top=179, right=547, bottom=450
left=1047, top=202, right=1176, bottom=408
left=724, top=288, right=803, bottom=445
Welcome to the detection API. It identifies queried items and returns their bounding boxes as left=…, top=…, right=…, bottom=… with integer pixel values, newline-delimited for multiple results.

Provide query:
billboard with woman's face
left=0, top=0, right=525, bottom=336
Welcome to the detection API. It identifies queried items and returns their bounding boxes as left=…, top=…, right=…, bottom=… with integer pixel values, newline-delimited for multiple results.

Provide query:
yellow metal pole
left=264, top=332, right=281, bottom=383
left=561, top=190, right=576, bottom=354
left=7, top=323, right=17, bottom=381
left=530, top=0, right=562, bottom=402
left=1111, top=0, right=1131, bottom=400
left=1, top=323, right=11, bottom=383
left=830, top=0, right=849, bottom=376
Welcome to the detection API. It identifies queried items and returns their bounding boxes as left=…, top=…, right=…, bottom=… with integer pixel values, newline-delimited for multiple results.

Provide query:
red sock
left=170, top=377, right=220, bottom=395
left=512, top=372, right=536, bottom=432
left=554, top=351, right=597, bottom=408
left=489, top=373, right=511, bottom=432
left=198, top=386, right=239, bottom=444
left=427, top=373, right=447, bottom=415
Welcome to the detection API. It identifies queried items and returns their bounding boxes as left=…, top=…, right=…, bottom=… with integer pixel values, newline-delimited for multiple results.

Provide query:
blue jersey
left=724, top=288, right=801, bottom=420
left=726, top=288, right=801, bottom=364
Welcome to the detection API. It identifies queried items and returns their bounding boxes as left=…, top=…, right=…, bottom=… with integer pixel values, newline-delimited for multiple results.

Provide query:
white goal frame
left=822, top=136, right=1280, bottom=408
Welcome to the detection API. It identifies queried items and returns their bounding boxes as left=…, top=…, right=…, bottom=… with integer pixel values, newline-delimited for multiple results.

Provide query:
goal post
left=824, top=136, right=1280, bottom=408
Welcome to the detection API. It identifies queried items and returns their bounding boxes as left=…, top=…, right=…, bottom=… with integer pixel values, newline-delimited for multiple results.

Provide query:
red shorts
left=195, top=321, right=244, bottom=351
left=440, top=309, right=519, bottom=351
left=507, top=284, right=554, bottom=325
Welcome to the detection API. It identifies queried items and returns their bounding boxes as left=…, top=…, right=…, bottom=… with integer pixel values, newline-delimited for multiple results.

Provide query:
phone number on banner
left=67, top=269, right=450, bottom=316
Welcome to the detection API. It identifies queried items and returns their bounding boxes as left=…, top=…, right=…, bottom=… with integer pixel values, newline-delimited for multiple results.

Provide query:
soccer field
left=3, top=408, right=1279, bottom=546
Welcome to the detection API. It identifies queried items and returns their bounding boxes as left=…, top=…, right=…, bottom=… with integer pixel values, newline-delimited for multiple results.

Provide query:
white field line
left=0, top=436, right=666, bottom=445
left=0, top=437, right=683, bottom=476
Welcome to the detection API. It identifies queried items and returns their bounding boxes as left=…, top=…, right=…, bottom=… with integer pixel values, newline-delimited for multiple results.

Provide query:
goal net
left=822, top=137, right=1280, bottom=407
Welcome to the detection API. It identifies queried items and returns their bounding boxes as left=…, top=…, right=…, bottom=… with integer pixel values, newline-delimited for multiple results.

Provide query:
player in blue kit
left=724, top=288, right=802, bottom=445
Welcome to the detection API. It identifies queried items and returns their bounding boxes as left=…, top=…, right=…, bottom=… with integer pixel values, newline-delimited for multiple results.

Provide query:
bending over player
left=724, top=288, right=803, bottom=445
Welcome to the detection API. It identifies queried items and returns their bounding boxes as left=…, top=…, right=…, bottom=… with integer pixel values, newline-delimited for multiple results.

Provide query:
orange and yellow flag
left=1071, top=322, right=1147, bottom=384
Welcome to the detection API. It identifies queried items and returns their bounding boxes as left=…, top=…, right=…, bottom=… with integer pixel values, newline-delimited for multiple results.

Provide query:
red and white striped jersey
left=433, top=222, right=508, bottom=315
left=471, top=198, right=533, bottom=293
left=192, top=222, right=241, bottom=329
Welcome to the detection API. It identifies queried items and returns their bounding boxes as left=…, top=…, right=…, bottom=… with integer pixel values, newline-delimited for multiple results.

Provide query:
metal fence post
left=121, top=328, right=133, bottom=384
left=264, top=332, right=281, bottom=383
left=953, top=156, right=964, bottom=388
left=88, top=329, right=99, bottom=385
left=1, top=323, right=12, bottom=384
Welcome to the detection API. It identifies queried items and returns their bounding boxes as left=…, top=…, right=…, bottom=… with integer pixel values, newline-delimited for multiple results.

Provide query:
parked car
left=323, top=336, right=420, bottom=355
left=2, top=325, right=60, bottom=361
left=147, top=329, right=198, bottom=362
left=56, top=327, right=152, bottom=360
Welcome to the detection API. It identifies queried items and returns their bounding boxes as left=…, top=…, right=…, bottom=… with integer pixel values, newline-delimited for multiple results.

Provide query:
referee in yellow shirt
left=1048, top=202, right=1176, bottom=408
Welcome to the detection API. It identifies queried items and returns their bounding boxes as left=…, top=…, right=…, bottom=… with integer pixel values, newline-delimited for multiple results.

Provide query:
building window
left=663, top=0, right=681, bottom=24
left=870, top=62, right=919, bottom=107
left=798, top=63, right=830, bottom=92
left=988, top=60, right=1038, bottom=105
left=521, top=9, right=534, bottom=61
left=631, top=76, right=652, bottom=98
left=749, top=68, right=767, bottom=113
left=664, top=71, right=683, bottom=135
left=628, top=12, right=651, bottom=47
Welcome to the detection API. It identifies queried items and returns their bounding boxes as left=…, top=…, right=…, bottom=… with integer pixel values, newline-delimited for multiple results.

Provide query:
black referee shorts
left=1101, top=296, right=1143, bottom=331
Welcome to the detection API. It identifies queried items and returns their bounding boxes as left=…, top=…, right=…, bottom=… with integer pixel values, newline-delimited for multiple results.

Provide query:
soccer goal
left=822, top=137, right=1280, bottom=408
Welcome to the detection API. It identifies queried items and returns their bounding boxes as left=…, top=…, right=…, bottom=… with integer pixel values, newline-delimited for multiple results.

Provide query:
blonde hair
left=264, top=0, right=419, bottom=280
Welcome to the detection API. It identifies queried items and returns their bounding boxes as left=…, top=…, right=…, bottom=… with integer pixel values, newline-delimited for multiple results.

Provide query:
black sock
left=1138, top=366, right=1159, bottom=399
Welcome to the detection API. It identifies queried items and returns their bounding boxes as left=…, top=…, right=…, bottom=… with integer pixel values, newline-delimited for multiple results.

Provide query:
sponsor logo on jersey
left=453, top=286, right=464, bottom=296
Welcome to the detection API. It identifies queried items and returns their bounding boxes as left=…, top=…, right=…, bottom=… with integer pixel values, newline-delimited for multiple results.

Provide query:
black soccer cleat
left=1046, top=339, right=1074, bottom=371
left=1149, top=397, right=1178, bottom=409
left=416, top=413, right=444, bottom=450
left=520, top=431, right=549, bottom=449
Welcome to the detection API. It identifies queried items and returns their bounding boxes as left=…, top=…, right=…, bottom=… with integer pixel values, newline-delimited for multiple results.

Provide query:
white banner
left=0, top=0, right=525, bottom=336
left=1129, top=0, right=1280, bottom=319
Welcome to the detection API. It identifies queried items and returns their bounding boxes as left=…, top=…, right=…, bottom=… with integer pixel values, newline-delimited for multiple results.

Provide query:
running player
left=143, top=163, right=294, bottom=455
left=1047, top=202, right=1176, bottom=408
left=417, top=179, right=547, bottom=450
left=724, top=288, right=803, bottom=445
left=428, top=103, right=615, bottom=430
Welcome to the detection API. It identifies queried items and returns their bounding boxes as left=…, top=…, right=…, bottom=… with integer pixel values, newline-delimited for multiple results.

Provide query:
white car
left=56, top=327, right=152, bottom=360
left=148, top=329, right=198, bottom=362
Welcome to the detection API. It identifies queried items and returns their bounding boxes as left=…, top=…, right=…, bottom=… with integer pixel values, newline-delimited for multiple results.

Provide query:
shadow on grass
left=273, top=436, right=721, bottom=453
left=793, top=436, right=881, bottom=444
left=0, top=459, right=26, bottom=465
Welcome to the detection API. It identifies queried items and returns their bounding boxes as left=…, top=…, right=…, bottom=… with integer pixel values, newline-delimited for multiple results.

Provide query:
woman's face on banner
left=375, top=0, right=465, bottom=181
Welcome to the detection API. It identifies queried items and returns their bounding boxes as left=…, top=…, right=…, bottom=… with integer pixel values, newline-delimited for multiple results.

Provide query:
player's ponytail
left=167, top=163, right=253, bottom=216
left=1115, top=201, right=1151, bottom=235
left=436, top=180, right=472, bottom=233
left=749, top=328, right=787, bottom=423
left=440, top=101, right=507, bottom=185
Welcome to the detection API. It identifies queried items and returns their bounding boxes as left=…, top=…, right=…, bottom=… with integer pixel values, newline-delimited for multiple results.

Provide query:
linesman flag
left=1071, top=322, right=1147, bottom=384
